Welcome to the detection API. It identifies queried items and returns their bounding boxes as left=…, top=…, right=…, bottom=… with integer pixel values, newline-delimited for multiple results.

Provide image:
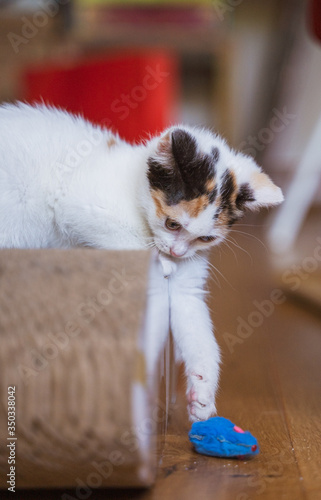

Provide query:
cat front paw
left=187, top=372, right=217, bottom=422
left=158, top=253, right=177, bottom=278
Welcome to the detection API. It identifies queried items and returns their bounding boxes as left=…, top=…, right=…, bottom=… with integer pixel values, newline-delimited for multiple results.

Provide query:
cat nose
left=170, top=248, right=186, bottom=258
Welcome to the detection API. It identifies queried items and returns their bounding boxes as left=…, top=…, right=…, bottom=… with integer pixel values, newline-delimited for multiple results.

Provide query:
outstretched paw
left=187, top=372, right=217, bottom=422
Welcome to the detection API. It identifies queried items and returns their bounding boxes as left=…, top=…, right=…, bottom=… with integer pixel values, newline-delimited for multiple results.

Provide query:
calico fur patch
left=148, top=128, right=259, bottom=227
left=236, top=184, right=256, bottom=209
left=152, top=189, right=210, bottom=218
left=148, top=129, right=218, bottom=209
left=215, top=171, right=256, bottom=227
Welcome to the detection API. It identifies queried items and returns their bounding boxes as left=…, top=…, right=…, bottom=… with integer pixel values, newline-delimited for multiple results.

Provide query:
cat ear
left=155, top=131, right=172, bottom=161
left=170, top=129, right=197, bottom=170
left=235, top=156, right=284, bottom=211
left=155, top=128, right=197, bottom=168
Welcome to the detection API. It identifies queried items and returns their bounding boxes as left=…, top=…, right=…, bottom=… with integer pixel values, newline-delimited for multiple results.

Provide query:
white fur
left=0, top=103, right=283, bottom=421
left=0, top=103, right=153, bottom=249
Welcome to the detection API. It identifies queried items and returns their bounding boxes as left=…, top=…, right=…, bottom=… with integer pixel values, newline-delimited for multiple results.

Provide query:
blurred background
left=0, top=0, right=320, bottom=305
left=1, top=2, right=321, bottom=497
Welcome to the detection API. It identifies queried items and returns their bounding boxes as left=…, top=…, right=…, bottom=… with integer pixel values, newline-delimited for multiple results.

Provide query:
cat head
left=145, top=125, right=283, bottom=259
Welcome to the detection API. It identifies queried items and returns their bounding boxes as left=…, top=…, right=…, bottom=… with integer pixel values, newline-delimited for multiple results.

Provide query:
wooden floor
left=109, top=210, right=321, bottom=500
left=6, top=211, right=321, bottom=500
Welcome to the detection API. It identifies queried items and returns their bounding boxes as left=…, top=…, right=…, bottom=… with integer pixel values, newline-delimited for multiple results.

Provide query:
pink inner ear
left=233, top=425, right=245, bottom=434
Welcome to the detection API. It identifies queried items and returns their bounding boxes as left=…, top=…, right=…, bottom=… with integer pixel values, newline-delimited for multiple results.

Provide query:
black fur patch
left=236, top=183, right=256, bottom=209
left=220, top=170, right=235, bottom=209
left=218, top=170, right=240, bottom=227
left=209, top=185, right=218, bottom=204
left=148, top=129, right=217, bottom=205
left=227, top=213, right=242, bottom=227
left=216, top=174, right=255, bottom=227
left=147, top=158, right=187, bottom=205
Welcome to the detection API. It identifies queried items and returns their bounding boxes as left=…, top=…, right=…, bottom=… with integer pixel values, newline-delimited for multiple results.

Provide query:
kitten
left=0, top=102, right=283, bottom=421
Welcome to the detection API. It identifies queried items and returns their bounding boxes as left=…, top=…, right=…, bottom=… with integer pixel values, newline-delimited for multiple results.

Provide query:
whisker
left=232, top=223, right=267, bottom=228
left=224, top=236, right=253, bottom=265
left=193, top=253, right=221, bottom=288
left=141, top=240, right=156, bottom=249
left=195, top=252, right=236, bottom=291
left=228, top=229, right=268, bottom=252
left=208, top=259, right=236, bottom=291
left=217, top=242, right=231, bottom=258
left=221, top=239, right=238, bottom=262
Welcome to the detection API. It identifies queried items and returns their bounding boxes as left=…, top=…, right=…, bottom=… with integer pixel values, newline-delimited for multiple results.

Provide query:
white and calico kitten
left=0, top=103, right=283, bottom=421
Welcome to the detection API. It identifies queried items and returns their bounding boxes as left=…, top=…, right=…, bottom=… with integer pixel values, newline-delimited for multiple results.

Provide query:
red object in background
left=309, top=0, right=321, bottom=42
left=23, top=51, right=178, bottom=143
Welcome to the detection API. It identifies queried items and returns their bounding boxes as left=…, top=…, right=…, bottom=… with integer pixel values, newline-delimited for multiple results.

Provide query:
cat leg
left=142, top=252, right=170, bottom=378
left=158, top=253, right=177, bottom=278
left=169, top=259, right=221, bottom=422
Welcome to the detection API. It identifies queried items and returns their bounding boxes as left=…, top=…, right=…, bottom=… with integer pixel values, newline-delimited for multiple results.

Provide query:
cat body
left=0, top=103, right=283, bottom=421
left=0, top=103, right=152, bottom=249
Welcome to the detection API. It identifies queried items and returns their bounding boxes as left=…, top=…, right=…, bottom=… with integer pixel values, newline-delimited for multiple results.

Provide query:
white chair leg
left=268, top=116, right=321, bottom=253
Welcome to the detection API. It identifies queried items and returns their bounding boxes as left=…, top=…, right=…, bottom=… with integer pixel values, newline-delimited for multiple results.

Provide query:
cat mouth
left=155, top=244, right=187, bottom=259
left=154, top=242, right=174, bottom=258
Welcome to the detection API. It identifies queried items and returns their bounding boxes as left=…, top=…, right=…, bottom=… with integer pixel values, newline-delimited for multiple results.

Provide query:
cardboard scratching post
left=0, top=249, right=168, bottom=490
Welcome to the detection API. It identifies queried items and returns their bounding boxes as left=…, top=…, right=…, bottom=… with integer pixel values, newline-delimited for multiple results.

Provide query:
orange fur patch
left=229, top=171, right=238, bottom=203
left=152, top=190, right=167, bottom=218
left=251, top=171, right=278, bottom=192
left=152, top=189, right=210, bottom=219
left=215, top=171, right=238, bottom=206
left=206, top=178, right=216, bottom=192
left=180, top=196, right=209, bottom=217
left=215, top=210, right=230, bottom=227
left=214, top=171, right=240, bottom=226
left=107, top=136, right=118, bottom=148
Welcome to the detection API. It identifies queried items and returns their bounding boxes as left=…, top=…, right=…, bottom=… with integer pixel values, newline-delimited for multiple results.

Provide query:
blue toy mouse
left=189, top=416, right=259, bottom=459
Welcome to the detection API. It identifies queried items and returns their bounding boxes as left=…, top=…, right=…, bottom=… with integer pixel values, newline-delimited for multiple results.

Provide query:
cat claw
left=187, top=372, right=217, bottom=422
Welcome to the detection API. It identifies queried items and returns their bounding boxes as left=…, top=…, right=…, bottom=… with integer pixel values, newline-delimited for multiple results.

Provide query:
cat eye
left=198, top=236, right=216, bottom=243
left=165, top=218, right=181, bottom=231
